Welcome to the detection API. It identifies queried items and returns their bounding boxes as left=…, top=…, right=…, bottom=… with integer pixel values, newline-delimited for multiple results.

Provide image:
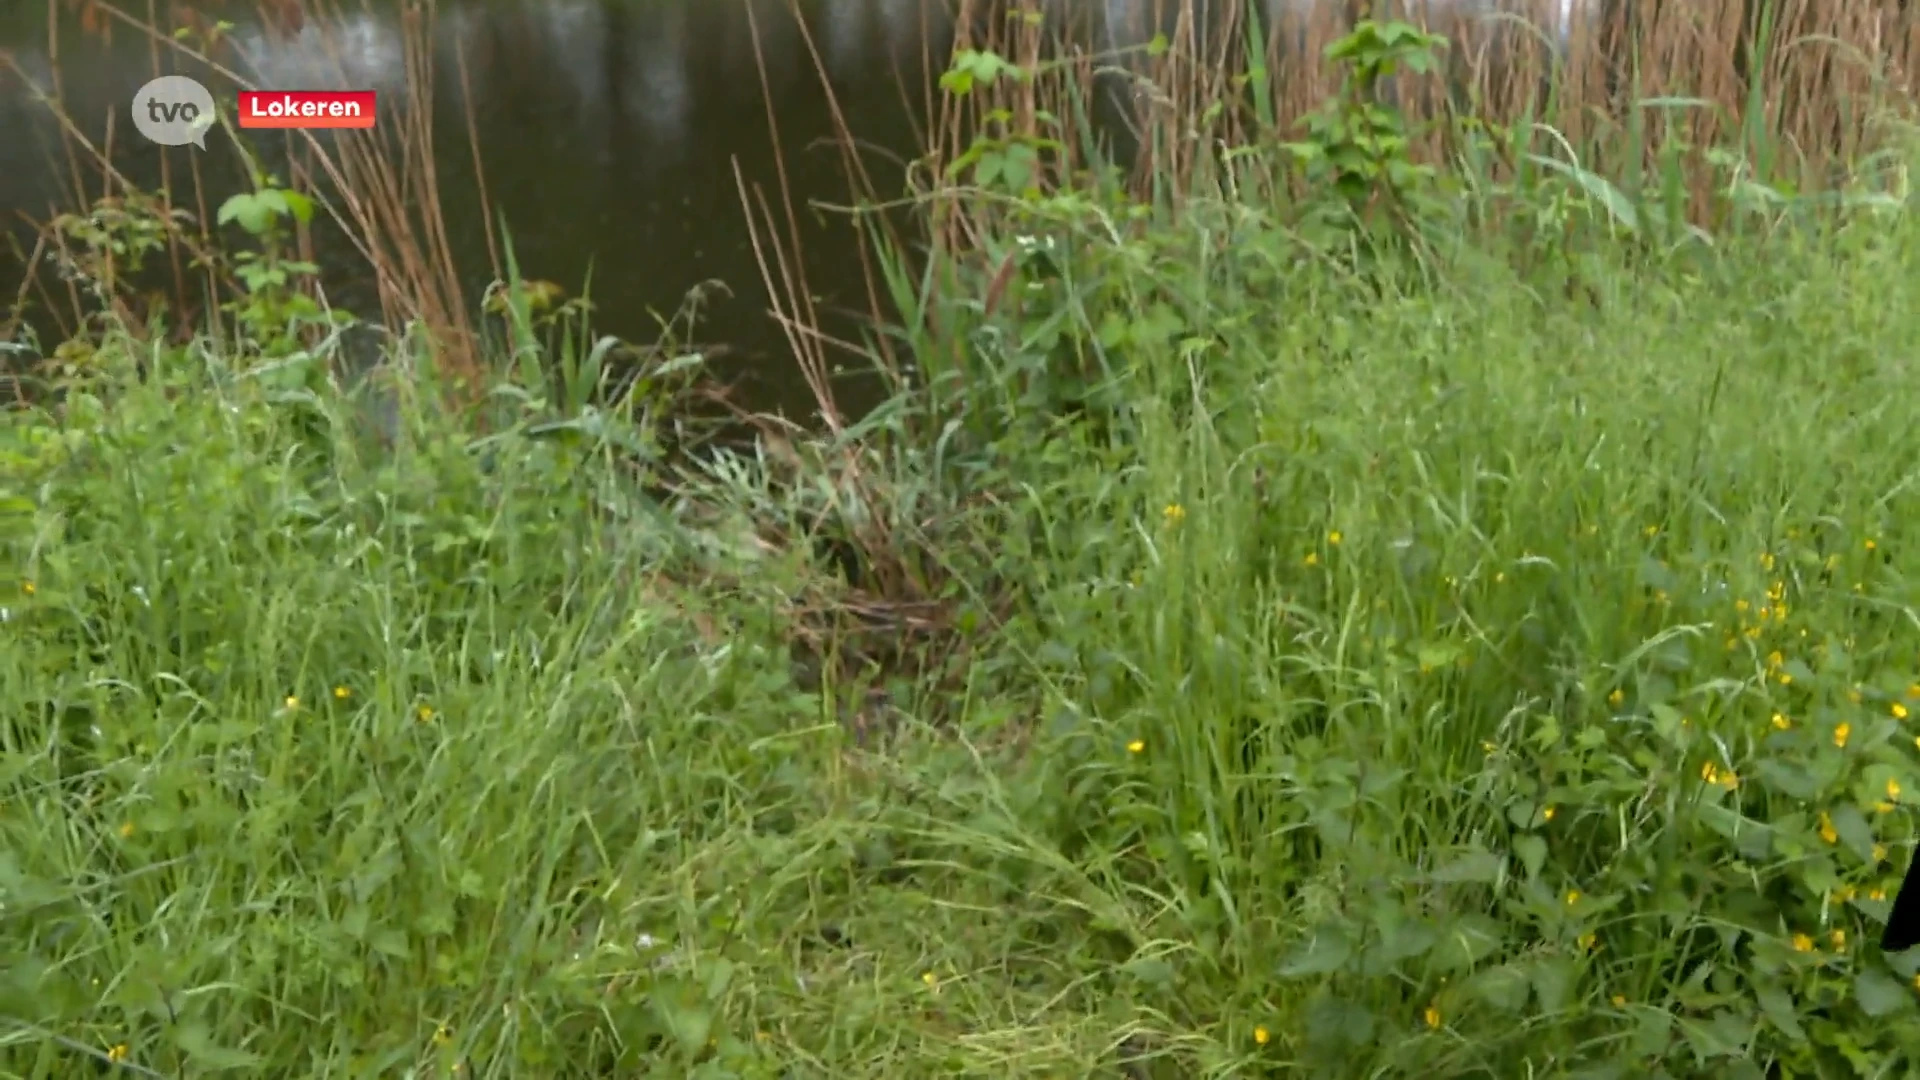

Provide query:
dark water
left=0, top=0, right=996, bottom=419
left=1, top=0, right=1537, bottom=418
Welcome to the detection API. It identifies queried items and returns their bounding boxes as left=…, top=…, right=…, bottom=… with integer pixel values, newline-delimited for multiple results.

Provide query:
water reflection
left=0, top=0, right=1582, bottom=417
left=0, top=0, right=957, bottom=418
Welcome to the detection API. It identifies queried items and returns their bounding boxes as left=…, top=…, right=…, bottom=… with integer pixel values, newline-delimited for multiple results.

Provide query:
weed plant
left=7, top=1, right=1920, bottom=1077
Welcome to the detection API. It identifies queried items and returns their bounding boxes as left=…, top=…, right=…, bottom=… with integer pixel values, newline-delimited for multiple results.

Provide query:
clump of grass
left=10, top=1, right=1920, bottom=1077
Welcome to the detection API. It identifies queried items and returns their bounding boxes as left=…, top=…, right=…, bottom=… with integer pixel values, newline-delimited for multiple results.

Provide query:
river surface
left=0, top=0, right=1566, bottom=418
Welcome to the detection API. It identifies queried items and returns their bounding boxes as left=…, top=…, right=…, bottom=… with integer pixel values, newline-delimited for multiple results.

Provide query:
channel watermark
left=132, top=75, right=216, bottom=149
left=238, top=90, right=377, bottom=130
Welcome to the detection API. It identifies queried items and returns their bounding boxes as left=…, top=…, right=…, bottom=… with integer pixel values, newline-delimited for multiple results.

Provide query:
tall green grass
left=11, top=15, right=1920, bottom=1080
left=11, top=182, right=1920, bottom=1075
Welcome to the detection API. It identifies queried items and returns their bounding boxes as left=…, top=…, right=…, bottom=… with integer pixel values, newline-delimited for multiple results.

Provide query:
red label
left=237, top=90, right=377, bottom=129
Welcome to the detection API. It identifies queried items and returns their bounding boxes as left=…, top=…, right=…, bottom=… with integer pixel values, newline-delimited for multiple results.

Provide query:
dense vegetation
left=7, top=0, right=1920, bottom=1076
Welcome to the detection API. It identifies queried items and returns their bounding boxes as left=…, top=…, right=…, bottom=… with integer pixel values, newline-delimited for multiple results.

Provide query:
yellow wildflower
left=1163, top=503, right=1185, bottom=524
left=1875, top=843, right=1888, bottom=863
left=1565, top=890, right=1581, bottom=907
left=1610, top=994, right=1627, bottom=1007
left=1424, top=1005, right=1441, bottom=1030
left=1871, top=888, right=1888, bottom=901
left=1578, top=932, right=1597, bottom=952
left=1772, top=712, right=1791, bottom=730
left=1126, top=739, right=1145, bottom=754
left=1328, top=530, right=1342, bottom=545
left=20, top=581, right=34, bottom=596
left=1253, top=1025, right=1270, bottom=1046
left=1735, top=599, right=1750, bottom=614
left=1608, top=688, right=1624, bottom=708
left=1835, top=723, right=1851, bottom=749
left=1819, top=812, right=1838, bottom=844
left=1832, top=929, right=1848, bottom=949
left=1850, top=688, right=1865, bottom=704
left=1304, top=552, right=1319, bottom=567
left=417, top=705, right=435, bottom=722
left=1867, top=539, right=1878, bottom=551
left=1896, top=703, right=1910, bottom=721
left=1542, top=806, right=1557, bottom=822
left=1792, top=932, right=1815, bottom=953
left=107, top=1045, right=128, bottom=1063
left=284, top=695, right=300, bottom=710
left=117, top=821, right=134, bottom=839
left=1766, top=650, right=1784, bottom=669
left=922, top=971, right=938, bottom=991
left=333, top=685, right=351, bottom=700
left=1890, top=778, right=1903, bottom=801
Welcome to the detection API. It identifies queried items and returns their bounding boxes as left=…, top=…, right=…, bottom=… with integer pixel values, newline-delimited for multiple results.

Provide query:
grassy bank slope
left=10, top=7, right=1920, bottom=1080
left=10, top=181, right=1920, bottom=1078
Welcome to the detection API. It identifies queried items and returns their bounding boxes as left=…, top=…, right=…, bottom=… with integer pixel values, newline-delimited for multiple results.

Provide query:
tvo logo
left=132, top=75, right=216, bottom=149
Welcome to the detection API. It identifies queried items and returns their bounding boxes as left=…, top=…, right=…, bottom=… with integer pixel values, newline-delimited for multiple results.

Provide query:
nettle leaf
left=1514, top=834, right=1549, bottom=879
left=1429, top=845, right=1505, bottom=885
left=1431, top=914, right=1505, bottom=972
left=1469, top=963, right=1531, bottom=1012
left=1278, top=923, right=1355, bottom=978
left=1531, top=956, right=1578, bottom=1013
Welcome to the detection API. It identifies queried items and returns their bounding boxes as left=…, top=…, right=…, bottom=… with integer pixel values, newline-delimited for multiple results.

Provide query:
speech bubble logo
left=132, top=75, right=216, bottom=149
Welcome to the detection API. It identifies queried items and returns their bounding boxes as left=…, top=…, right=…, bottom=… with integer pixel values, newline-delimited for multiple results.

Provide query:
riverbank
left=9, top=4, right=1920, bottom=1077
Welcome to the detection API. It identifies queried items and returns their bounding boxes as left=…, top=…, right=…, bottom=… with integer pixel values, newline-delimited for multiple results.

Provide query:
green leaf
left=1514, top=834, right=1549, bottom=879
left=281, top=189, right=316, bottom=225
left=1431, top=914, right=1505, bottom=972
left=1753, top=759, right=1821, bottom=800
left=1855, top=969, right=1914, bottom=1017
left=176, top=1021, right=266, bottom=1071
left=1429, top=846, right=1504, bottom=884
left=1831, top=804, right=1877, bottom=864
left=1676, top=1010, right=1752, bottom=1059
left=1753, top=981, right=1805, bottom=1040
left=1278, top=924, right=1354, bottom=978
left=1531, top=955, right=1577, bottom=1013
left=1469, top=963, right=1531, bottom=1012
left=369, top=927, right=409, bottom=958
